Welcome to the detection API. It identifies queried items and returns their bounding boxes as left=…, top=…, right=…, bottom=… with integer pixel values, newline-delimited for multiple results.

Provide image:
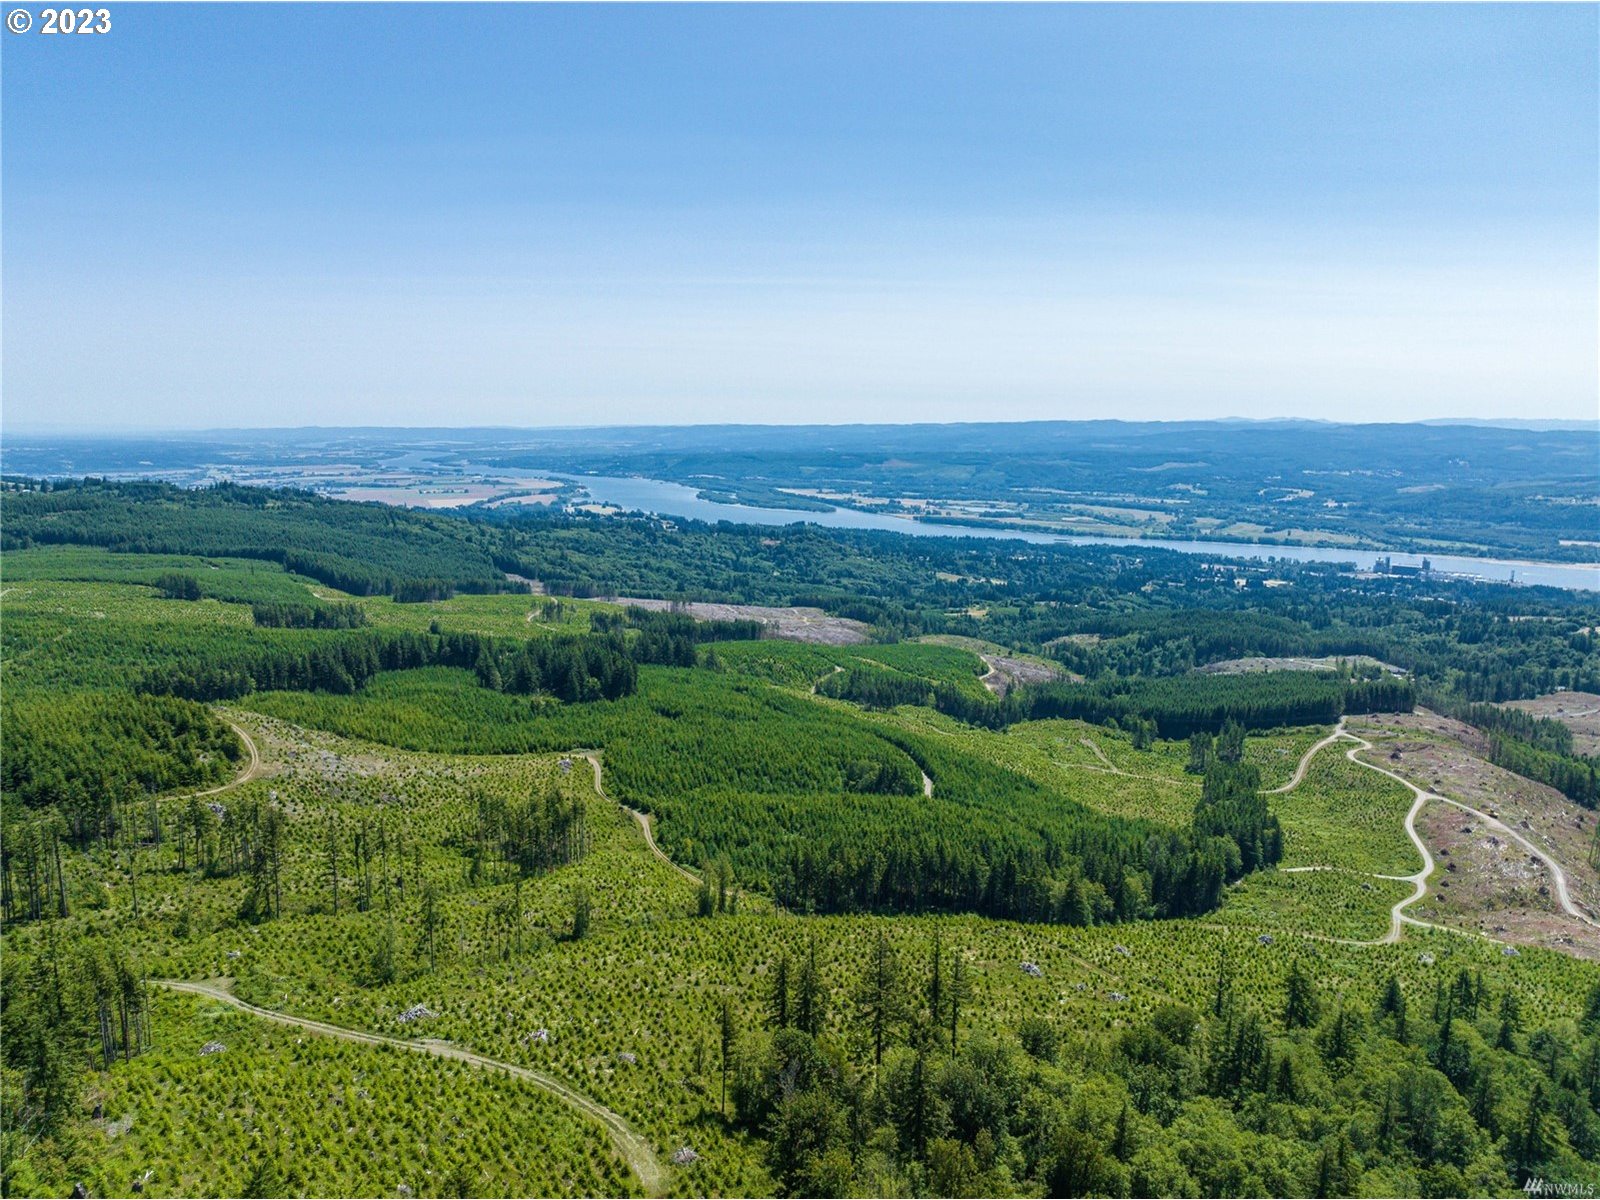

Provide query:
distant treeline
left=134, top=615, right=785, bottom=709
left=3, top=478, right=515, bottom=600
left=135, top=628, right=640, bottom=705
left=1043, top=606, right=1600, bottom=705
left=1434, top=698, right=1577, bottom=756
left=1028, top=672, right=1416, bottom=739
left=820, top=666, right=1415, bottom=737
left=1046, top=610, right=1380, bottom=679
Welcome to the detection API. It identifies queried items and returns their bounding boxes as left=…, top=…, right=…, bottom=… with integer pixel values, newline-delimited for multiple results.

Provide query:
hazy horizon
left=7, top=414, right=1600, bottom=437
left=5, top=4, right=1596, bottom=430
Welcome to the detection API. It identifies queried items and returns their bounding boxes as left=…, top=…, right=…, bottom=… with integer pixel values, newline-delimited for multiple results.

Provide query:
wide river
left=560, top=473, right=1600, bottom=593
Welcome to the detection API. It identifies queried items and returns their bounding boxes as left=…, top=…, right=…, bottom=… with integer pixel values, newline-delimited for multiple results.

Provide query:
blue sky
left=4, top=3, right=1595, bottom=429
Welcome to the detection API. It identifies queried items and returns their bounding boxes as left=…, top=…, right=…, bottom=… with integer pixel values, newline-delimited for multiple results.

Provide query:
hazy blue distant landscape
left=8, top=419, right=1597, bottom=567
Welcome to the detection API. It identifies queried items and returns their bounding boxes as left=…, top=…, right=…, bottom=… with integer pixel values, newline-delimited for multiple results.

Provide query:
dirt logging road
left=1269, top=718, right=1595, bottom=947
left=1336, top=730, right=1438, bottom=944
left=579, top=751, right=703, bottom=889
left=155, top=979, right=668, bottom=1196
left=1265, top=722, right=1351, bottom=795
left=179, top=717, right=264, bottom=800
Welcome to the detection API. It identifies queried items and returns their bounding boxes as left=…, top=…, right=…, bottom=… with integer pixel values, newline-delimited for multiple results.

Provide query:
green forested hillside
left=3, top=482, right=1599, bottom=1199
left=3, top=480, right=513, bottom=597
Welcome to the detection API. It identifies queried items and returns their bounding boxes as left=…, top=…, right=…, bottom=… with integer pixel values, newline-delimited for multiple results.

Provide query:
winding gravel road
left=1265, top=723, right=1350, bottom=795
left=581, top=752, right=703, bottom=889
left=1270, top=718, right=1594, bottom=946
left=181, top=718, right=263, bottom=798
left=1335, top=731, right=1435, bottom=944
left=155, top=979, right=667, bottom=1195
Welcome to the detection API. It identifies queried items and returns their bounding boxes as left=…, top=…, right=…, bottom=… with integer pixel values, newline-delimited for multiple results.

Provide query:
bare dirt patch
left=605, top=598, right=871, bottom=645
left=1196, top=655, right=1403, bottom=676
left=979, top=654, right=1064, bottom=697
left=1413, top=802, right=1599, bottom=961
left=1353, top=709, right=1491, bottom=755
left=1044, top=633, right=1102, bottom=648
left=919, top=635, right=1070, bottom=695
left=1504, top=691, right=1600, bottom=756
left=1349, top=711, right=1600, bottom=958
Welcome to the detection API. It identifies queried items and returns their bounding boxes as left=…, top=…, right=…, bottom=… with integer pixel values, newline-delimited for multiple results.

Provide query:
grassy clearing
left=1274, top=748, right=1421, bottom=876
left=858, top=714, right=1331, bottom=828
left=1218, top=869, right=1413, bottom=943
left=893, top=717, right=1201, bottom=826
left=1, top=547, right=329, bottom=604
left=711, top=638, right=989, bottom=697
left=3, top=579, right=261, bottom=689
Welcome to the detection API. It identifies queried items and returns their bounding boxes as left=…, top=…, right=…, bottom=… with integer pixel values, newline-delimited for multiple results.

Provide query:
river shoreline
left=557, top=472, right=1600, bottom=593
